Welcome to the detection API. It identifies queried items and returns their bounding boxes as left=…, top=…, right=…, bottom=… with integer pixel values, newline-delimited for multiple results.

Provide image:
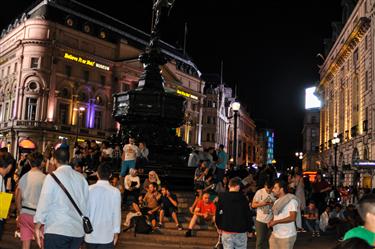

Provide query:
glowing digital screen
left=305, top=87, right=321, bottom=109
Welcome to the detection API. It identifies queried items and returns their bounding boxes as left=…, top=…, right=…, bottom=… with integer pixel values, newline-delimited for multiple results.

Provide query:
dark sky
left=1, top=0, right=343, bottom=166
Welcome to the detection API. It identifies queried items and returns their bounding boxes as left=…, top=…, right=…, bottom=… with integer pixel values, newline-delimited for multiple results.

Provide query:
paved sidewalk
left=0, top=217, right=338, bottom=249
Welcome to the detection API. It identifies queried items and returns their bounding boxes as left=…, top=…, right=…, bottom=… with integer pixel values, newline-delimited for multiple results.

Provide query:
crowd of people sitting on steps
left=0, top=138, right=375, bottom=249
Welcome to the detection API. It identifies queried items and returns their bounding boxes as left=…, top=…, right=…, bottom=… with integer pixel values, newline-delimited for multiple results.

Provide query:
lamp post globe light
left=231, top=100, right=240, bottom=167
left=74, top=107, right=85, bottom=142
left=332, top=132, right=340, bottom=188
left=295, top=151, right=303, bottom=171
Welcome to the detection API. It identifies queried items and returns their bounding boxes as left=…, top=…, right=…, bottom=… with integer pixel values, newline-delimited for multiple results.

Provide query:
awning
left=19, top=139, right=36, bottom=149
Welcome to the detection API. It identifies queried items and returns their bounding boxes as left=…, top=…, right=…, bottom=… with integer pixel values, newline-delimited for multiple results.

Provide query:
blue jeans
left=120, top=160, right=136, bottom=176
left=222, top=232, right=247, bottom=249
left=44, top=234, right=83, bottom=249
left=304, top=219, right=319, bottom=232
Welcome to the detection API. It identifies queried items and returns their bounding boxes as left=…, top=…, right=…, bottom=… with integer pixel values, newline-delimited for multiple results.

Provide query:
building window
left=4, top=103, right=9, bottom=121
left=78, top=110, right=86, bottom=128
left=7, top=66, right=10, bottom=76
left=31, top=57, right=39, bottom=69
left=65, top=65, right=72, bottom=77
left=83, top=70, right=89, bottom=82
left=94, top=111, right=102, bottom=129
left=122, top=83, right=130, bottom=91
left=353, top=49, right=359, bottom=67
left=14, top=62, right=17, bottom=73
left=100, top=75, right=106, bottom=85
left=59, top=103, right=69, bottom=125
left=211, top=133, right=215, bottom=142
left=25, top=97, right=37, bottom=120
left=365, top=35, right=368, bottom=50
left=365, top=71, right=368, bottom=91
left=206, top=133, right=210, bottom=142
left=207, top=116, right=211, bottom=124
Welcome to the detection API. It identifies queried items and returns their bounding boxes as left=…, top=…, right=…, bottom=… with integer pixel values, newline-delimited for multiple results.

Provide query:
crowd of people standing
left=0, top=139, right=375, bottom=249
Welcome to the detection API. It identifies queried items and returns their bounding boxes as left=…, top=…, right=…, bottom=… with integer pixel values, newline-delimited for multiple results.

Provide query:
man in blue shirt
left=215, top=144, right=228, bottom=183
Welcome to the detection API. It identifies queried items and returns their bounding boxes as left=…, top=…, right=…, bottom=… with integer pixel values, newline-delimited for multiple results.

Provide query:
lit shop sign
left=354, top=160, right=375, bottom=167
left=176, top=89, right=198, bottom=100
left=64, top=53, right=110, bottom=71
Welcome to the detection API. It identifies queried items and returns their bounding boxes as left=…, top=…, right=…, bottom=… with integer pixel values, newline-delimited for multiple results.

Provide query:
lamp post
left=332, top=132, right=340, bottom=189
left=231, top=100, right=240, bottom=166
left=74, top=107, right=85, bottom=142
left=295, top=151, right=303, bottom=171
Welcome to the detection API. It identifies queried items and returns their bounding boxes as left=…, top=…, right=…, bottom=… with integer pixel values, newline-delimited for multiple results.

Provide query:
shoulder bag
left=50, top=173, right=93, bottom=234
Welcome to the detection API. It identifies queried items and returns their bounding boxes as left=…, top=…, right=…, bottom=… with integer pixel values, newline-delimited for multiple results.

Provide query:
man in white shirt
left=34, top=148, right=89, bottom=249
left=85, top=162, right=121, bottom=249
left=120, top=138, right=139, bottom=187
left=268, top=179, right=298, bottom=249
left=252, top=180, right=276, bottom=249
left=16, top=152, right=46, bottom=249
left=0, top=152, right=14, bottom=240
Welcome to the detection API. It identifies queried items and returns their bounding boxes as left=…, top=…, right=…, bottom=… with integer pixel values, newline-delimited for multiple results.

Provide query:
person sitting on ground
left=123, top=194, right=148, bottom=229
left=320, top=206, right=333, bottom=233
left=189, top=187, right=203, bottom=214
left=144, top=182, right=161, bottom=230
left=158, top=185, right=183, bottom=230
left=303, top=200, right=320, bottom=237
left=194, top=160, right=208, bottom=189
left=142, top=171, right=161, bottom=193
left=185, top=192, right=216, bottom=237
left=344, top=193, right=375, bottom=246
left=123, top=168, right=140, bottom=207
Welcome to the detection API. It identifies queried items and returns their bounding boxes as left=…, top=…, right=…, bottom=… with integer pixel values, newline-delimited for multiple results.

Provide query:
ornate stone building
left=0, top=0, right=204, bottom=157
left=318, top=0, right=374, bottom=187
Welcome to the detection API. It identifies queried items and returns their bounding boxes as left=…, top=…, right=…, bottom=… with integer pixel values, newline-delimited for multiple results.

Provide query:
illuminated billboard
left=305, top=87, right=321, bottom=109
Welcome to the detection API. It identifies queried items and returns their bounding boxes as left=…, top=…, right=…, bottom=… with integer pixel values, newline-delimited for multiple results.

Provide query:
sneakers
left=338, top=237, right=344, bottom=242
left=312, top=232, right=316, bottom=237
left=316, top=232, right=320, bottom=237
left=185, top=229, right=193, bottom=237
left=177, top=224, right=183, bottom=231
left=157, top=223, right=163, bottom=228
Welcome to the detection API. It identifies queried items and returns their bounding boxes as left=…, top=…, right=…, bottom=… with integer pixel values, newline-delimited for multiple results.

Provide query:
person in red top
left=185, top=193, right=216, bottom=237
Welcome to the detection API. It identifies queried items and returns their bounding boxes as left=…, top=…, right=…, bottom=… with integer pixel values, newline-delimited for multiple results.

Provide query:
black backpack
left=133, top=215, right=152, bottom=235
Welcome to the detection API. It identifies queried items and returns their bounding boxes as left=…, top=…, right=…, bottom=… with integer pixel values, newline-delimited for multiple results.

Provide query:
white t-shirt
left=253, top=188, right=276, bottom=223
left=123, top=144, right=139, bottom=161
left=18, top=170, right=46, bottom=215
left=272, top=198, right=298, bottom=239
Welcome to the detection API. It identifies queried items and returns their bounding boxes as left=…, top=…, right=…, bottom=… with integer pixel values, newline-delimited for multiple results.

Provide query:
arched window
left=95, top=95, right=104, bottom=106
left=78, top=91, right=88, bottom=102
left=352, top=148, right=359, bottom=164
left=60, top=88, right=70, bottom=99
left=364, top=146, right=369, bottom=160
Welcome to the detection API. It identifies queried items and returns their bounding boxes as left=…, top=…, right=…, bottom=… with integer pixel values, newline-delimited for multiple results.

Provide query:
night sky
left=1, top=0, right=344, bottom=166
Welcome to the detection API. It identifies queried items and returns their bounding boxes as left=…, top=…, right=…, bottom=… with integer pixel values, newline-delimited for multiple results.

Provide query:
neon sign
left=176, top=89, right=198, bottom=100
left=64, top=53, right=110, bottom=71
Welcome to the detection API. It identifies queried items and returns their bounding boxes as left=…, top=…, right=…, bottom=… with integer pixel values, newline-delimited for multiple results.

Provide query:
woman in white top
left=123, top=168, right=140, bottom=206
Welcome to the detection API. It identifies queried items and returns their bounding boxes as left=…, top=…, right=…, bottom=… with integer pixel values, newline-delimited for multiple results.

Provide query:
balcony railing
left=0, top=120, right=113, bottom=138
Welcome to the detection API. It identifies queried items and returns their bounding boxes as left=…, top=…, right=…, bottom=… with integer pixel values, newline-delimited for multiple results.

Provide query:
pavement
left=0, top=216, right=339, bottom=249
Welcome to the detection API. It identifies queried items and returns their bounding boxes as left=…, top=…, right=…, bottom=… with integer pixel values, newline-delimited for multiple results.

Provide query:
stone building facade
left=0, top=0, right=204, bottom=157
left=318, top=0, right=375, bottom=187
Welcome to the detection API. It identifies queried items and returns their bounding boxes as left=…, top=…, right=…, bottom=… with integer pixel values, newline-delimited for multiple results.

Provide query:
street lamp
left=332, top=132, right=340, bottom=188
left=231, top=100, right=240, bottom=166
left=295, top=152, right=303, bottom=170
left=74, top=107, right=85, bottom=142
